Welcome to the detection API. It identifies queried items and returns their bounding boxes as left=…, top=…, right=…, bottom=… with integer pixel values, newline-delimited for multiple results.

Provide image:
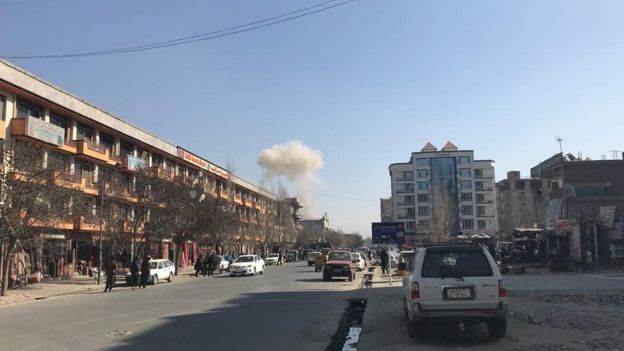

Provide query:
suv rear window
left=421, top=250, right=493, bottom=278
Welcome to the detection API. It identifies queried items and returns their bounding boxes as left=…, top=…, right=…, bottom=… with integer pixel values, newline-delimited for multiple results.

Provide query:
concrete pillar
left=43, top=107, right=50, bottom=123
left=94, top=129, right=100, bottom=144
left=94, top=164, right=99, bottom=183
left=114, top=137, right=121, bottom=156
left=71, top=120, right=78, bottom=140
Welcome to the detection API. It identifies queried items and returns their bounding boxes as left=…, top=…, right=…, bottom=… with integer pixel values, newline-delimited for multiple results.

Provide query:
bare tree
left=429, top=184, right=458, bottom=243
left=0, top=141, right=88, bottom=296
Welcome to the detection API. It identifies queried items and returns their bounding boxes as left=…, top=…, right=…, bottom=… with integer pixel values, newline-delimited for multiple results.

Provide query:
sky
left=2, top=0, right=624, bottom=237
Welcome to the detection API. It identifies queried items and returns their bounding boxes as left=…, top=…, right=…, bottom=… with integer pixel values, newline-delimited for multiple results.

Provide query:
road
left=0, top=262, right=363, bottom=351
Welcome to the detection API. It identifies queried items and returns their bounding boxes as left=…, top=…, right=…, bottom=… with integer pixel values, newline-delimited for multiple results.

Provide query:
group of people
left=194, top=252, right=227, bottom=277
left=103, top=255, right=153, bottom=293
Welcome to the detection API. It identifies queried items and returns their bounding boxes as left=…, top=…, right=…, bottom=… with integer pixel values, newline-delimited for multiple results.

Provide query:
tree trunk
left=1, top=238, right=16, bottom=296
left=173, top=237, right=182, bottom=276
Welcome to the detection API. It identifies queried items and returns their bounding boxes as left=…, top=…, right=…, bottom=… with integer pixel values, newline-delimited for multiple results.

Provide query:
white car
left=353, top=252, right=366, bottom=271
left=402, top=244, right=508, bottom=339
left=217, top=255, right=229, bottom=272
left=125, top=259, right=175, bottom=285
left=265, top=253, right=280, bottom=265
left=230, top=255, right=265, bottom=276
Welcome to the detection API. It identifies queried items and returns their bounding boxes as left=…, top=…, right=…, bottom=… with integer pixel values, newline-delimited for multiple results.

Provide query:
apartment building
left=496, top=171, right=549, bottom=234
left=388, top=142, right=498, bottom=245
left=0, top=60, right=277, bottom=276
left=380, top=198, right=394, bottom=222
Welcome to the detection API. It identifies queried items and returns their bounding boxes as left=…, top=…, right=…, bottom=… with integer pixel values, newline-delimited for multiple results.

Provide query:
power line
left=1, top=0, right=355, bottom=59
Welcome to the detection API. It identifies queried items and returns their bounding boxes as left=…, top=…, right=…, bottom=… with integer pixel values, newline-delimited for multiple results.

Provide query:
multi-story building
left=530, top=153, right=624, bottom=264
left=388, top=142, right=498, bottom=245
left=0, top=60, right=277, bottom=276
left=301, top=213, right=329, bottom=242
left=380, top=198, right=394, bottom=222
left=496, top=171, right=549, bottom=235
left=276, top=197, right=304, bottom=244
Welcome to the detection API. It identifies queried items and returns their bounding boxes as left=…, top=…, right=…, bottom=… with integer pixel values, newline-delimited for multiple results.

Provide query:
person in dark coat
left=194, top=256, right=203, bottom=277
left=380, top=250, right=389, bottom=276
left=103, top=256, right=117, bottom=293
left=140, top=256, right=151, bottom=288
left=207, top=253, right=216, bottom=277
left=130, top=257, right=141, bottom=289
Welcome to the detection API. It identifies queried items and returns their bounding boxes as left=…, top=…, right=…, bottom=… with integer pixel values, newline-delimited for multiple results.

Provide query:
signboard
left=177, top=147, right=230, bottom=179
left=125, top=154, right=147, bottom=172
left=599, top=206, right=616, bottom=228
left=372, top=222, right=405, bottom=245
left=25, top=117, right=64, bottom=146
left=41, top=234, right=66, bottom=240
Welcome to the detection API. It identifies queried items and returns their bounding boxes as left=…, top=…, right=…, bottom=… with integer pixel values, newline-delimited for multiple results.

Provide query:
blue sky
left=3, top=0, right=624, bottom=236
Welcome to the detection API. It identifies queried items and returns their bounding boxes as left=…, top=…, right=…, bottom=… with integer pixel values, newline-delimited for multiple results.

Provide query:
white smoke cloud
left=257, top=141, right=324, bottom=218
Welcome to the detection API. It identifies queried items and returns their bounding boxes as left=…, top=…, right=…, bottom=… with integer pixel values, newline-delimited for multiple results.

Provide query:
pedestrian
left=380, top=250, right=389, bottom=276
left=103, top=256, right=117, bottom=293
left=194, top=256, right=203, bottom=277
left=278, top=250, right=283, bottom=265
left=130, top=256, right=141, bottom=289
left=140, top=256, right=151, bottom=288
left=206, top=253, right=215, bottom=277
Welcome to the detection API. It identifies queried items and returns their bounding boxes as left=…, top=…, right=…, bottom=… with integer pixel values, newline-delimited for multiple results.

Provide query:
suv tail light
left=498, top=279, right=507, bottom=298
left=410, top=281, right=420, bottom=299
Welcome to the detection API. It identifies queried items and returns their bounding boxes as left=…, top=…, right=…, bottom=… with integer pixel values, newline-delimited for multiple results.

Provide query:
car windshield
left=149, top=262, right=158, bottom=269
left=328, top=252, right=351, bottom=261
left=235, top=256, right=254, bottom=263
left=421, top=250, right=493, bottom=278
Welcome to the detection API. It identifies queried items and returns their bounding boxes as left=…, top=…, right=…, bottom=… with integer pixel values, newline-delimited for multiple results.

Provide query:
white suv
left=402, top=244, right=508, bottom=338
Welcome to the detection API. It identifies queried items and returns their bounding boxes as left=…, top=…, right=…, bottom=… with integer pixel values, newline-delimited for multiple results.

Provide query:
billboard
left=125, top=154, right=147, bottom=172
left=371, top=222, right=405, bottom=245
left=26, top=116, right=64, bottom=146
left=177, top=147, right=230, bottom=179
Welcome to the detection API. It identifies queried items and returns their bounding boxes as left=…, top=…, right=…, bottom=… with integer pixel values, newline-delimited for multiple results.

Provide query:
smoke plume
left=257, top=141, right=324, bottom=218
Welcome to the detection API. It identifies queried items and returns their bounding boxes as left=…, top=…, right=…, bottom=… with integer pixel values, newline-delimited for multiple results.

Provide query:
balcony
left=234, top=194, right=243, bottom=205
left=396, top=189, right=414, bottom=194
left=79, top=177, right=99, bottom=195
left=395, top=177, right=414, bottom=182
left=217, top=188, right=229, bottom=200
left=238, top=214, right=248, bottom=223
left=0, top=120, right=4, bottom=139
left=76, top=139, right=116, bottom=165
left=151, top=166, right=175, bottom=180
left=73, top=216, right=100, bottom=232
left=123, top=221, right=144, bottom=234
left=104, top=183, right=138, bottom=203
left=397, top=202, right=414, bottom=207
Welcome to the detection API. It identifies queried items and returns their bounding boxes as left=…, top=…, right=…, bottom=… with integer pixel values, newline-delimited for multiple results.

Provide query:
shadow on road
left=106, top=290, right=356, bottom=351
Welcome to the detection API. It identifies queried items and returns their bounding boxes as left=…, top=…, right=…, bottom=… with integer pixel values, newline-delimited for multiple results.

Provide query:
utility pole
left=98, top=180, right=104, bottom=285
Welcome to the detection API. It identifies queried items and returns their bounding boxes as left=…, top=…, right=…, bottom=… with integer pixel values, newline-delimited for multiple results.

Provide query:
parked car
left=307, top=251, right=321, bottom=266
left=217, top=255, right=229, bottom=273
left=353, top=252, right=366, bottom=271
left=402, top=244, right=508, bottom=339
left=286, top=250, right=298, bottom=262
left=323, top=251, right=356, bottom=281
left=265, top=253, right=280, bottom=265
left=125, top=259, right=175, bottom=285
left=230, top=255, right=265, bottom=276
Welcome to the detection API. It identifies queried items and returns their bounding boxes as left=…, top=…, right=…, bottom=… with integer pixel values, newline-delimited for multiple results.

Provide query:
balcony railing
left=396, top=189, right=414, bottom=194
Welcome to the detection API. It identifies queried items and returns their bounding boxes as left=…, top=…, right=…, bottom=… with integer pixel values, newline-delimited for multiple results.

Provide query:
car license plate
left=445, top=288, right=473, bottom=299
left=334, top=268, right=343, bottom=273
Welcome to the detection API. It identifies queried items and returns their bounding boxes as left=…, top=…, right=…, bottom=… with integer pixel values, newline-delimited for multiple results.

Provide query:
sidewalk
left=0, top=266, right=198, bottom=307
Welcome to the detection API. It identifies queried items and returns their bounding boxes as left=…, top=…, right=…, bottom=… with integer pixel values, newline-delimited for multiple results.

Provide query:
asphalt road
left=0, top=262, right=363, bottom=351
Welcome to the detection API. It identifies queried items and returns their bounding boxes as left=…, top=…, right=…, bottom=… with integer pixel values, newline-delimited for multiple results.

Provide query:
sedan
left=265, top=253, right=280, bottom=265
left=230, top=255, right=265, bottom=276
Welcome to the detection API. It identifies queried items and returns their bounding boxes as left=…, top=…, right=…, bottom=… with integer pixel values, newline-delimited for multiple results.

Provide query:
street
left=0, top=263, right=362, bottom=351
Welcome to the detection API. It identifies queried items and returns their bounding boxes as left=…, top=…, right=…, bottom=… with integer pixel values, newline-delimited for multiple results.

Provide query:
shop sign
left=25, top=117, right=64, bottom=146
left=125, top=154, right=147, bottom=171
left=41, top=233, right=66, bottom=240
left=599, top=206, right=616, bottom=228
left=177, top=147, right=230, bottom=179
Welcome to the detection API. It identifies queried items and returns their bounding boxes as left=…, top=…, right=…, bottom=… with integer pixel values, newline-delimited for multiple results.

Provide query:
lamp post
left=97, top=179, right=104, bottom=285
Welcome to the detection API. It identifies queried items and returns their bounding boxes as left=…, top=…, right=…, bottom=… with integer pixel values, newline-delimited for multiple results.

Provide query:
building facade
left=530, top=153, right=624, bottom=263
left=380, top=198, right=394, bottom=222
left=0, top=60, right=278, bottom=276
left=301, top=213, right=329, bottom=242
left=388, top=142, right=498, bottom=245
left=496, top=171, right=549, bottom=235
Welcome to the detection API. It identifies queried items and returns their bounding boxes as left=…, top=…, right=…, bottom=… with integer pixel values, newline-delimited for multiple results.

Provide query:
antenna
left=555, top=137, right=563, bottom=154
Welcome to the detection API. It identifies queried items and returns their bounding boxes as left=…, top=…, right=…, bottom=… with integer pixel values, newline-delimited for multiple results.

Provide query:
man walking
left=380, top=250, right=389, bottom=276
left=103, top=256, right=117, bottom=293
left=194, top=256, right=203, bottom=277
left=140, top=256, right=151, bottom=288
left=130, top=256, right=141, bottom=289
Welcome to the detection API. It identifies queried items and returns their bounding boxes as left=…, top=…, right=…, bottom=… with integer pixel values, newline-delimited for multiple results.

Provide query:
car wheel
left=167, top=272, right=173, bottom=283
left=260, top=266, right=264, bottom=275
left=348, top=273, right=354, bottom=282
left=230, top=273, right=235, bottom=277
left=404, top=298, right=424, bottom=338
left=323, top=273, right=331, bottom=282
left=153, top=275, right=158, bottom=285
left=253, top=268, right=256, bottom=276
left=487, top=318, right=507, bottom=339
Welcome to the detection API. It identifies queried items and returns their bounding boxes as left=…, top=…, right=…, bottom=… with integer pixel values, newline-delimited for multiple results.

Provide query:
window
left=462, top=219, right=474, bottom=229
left=415, top=158, right=429, bottom=167
left=457, top=156, right=471, bottom=164
left=418, top=206, right=430, bottom=216
left=461, top=205, right=473, bottom=215
left=120, top=141, right=133, bottom=157
left=48, top=152, right=69, bottom=171
left=460, top=192, right=473, bottom=201
left=477, top=206, right=485, bottom=216
left=49, top=113, right=70, bottom=139
left=99, top=133, right=114, bottom=154
left=476, top=193, right=485, bottom=202
left=417, top=182, right=429, bottom=191
left=477, top=220, right=486, bottom=229
left=401, top=171, right=413, bottom=180
left=515, top=180, right=526, bottom=190
left=398, top=183, right=414, bottom=193
left=475, top=181, right=484, bottom=191
left=474, top=168, right=483, bottom=177
left=518, top=192, right=526, bottom=200
left=0, top=94, right=5, bottom=121
left=402, top=195, right=414, bottom=205
left=405, top=222, right=414, bottom=232
left=76, top=123, right=94, bottom=140
left=152, top=154, right=162, bottom=168
left=16, top=98, right=40, bottom=118
left=421, top=249, right=493, bottom=278
left=461, top=181, right=472, bottom=189
left=458, top=169, right=471, bottom=178
left=417, top=194, right=429, bottom=202
left=417, top=170, right=429, bottom=178
left=418, top=220, right=430, bottom=229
